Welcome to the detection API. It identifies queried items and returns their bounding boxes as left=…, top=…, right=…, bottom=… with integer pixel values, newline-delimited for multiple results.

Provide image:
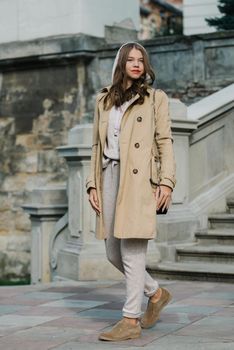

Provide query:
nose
left=133, top=60, right=139, bottom=67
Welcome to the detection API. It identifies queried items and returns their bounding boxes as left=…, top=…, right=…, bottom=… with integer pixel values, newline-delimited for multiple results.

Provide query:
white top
left=102, top=99, right=133, bottom=168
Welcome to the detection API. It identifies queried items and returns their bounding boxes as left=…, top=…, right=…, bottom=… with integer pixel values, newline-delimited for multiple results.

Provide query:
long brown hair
left=103, top=43, right=155, bottom=110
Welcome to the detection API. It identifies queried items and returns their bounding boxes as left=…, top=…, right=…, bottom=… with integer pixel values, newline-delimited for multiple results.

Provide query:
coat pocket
left=150, top=154, right=159, bottom=189
left=150, top=138, right=161, bottom=188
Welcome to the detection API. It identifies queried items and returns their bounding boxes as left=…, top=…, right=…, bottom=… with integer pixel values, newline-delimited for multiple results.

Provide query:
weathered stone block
left=0, top=251, right=7, bottom=276
left=0, top=236, right=8, bottom=251
left=0, top=211, right=15, bottom=232
left=37, top=150, right=66, bottom=173
left=7, top=235, right=31, bottom=252
left=15, top=210, right=31, bottom=231
left=2, top=174, right=28, bottom=192
left=4, top=251, right=30, bottom=278
left=11, top=151, right=38, bottom=173
left=15, top=133, right=36, bottom=148
left=0, top=194, right=12, bottom=211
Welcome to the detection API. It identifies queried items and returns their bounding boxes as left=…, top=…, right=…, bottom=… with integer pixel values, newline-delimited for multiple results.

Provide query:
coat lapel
left=98, top=91, right=141, bottom=151
left=98, top=102, right=109, bottom=152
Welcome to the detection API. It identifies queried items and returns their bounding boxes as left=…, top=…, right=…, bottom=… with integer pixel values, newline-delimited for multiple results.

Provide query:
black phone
left=156, top=206, right=168, bottom=215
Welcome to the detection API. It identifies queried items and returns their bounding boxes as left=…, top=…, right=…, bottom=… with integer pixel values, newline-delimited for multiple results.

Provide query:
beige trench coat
left=86, top=87, right=176, bottom=240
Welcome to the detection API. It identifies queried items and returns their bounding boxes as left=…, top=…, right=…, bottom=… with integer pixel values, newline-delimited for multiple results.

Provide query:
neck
left=126, top=79, right=133, bottom=90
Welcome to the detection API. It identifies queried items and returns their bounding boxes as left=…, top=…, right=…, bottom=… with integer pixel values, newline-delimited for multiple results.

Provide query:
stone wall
left=94, top=31, right=234, bottom=105
left=0, top=30, right=234, bottom=281
left=0, top=35, right=101, bottom=280
left=0, top=75, right=76, bottom=279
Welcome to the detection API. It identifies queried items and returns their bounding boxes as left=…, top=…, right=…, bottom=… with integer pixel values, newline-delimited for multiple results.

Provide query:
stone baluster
left=22, top=187, right=67, bottom=284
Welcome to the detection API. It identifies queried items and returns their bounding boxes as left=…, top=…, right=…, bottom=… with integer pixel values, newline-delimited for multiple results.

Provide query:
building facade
left=0, top=0, right=139, bottom=44
left=183, top=0, right=220, bottom=35
left=139, top=0, right=183, bottom=39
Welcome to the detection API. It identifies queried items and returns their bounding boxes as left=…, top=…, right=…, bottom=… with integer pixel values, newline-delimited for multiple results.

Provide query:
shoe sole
left=141, top=291, right=172, bottom=329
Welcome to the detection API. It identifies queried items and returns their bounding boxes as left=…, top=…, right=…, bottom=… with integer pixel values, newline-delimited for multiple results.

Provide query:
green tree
left=205, top=0, right=234, bottom=30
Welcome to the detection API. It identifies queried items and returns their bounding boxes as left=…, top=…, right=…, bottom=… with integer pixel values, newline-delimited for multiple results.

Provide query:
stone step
left=208, top=213, right=234, bottom=229
left=176, top=244, right=234, bottom=264
left=195, top=229, right=234, bottom=245
left=148, top=261, right=234, bottom=282
left=227, top=197, right=234, bottom=214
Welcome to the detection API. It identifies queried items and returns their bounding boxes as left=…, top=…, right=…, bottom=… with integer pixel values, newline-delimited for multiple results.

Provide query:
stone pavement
left=0, top=278, right=233, bottom=350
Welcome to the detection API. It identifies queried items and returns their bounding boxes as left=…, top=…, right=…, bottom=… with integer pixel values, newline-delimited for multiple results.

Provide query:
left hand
left=154, top=185, right=172, bottom=211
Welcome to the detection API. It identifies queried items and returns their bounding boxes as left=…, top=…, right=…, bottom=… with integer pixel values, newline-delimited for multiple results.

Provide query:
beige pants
left=102, top=160, right=159, bottom=318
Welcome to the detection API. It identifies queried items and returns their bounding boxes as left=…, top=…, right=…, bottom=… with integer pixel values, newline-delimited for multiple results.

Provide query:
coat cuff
left=86, top=180, right=96, bottom=194
left=159, top=178, right=175, bottom=191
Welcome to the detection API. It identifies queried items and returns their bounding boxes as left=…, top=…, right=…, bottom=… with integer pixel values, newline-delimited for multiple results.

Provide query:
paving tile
left=0, top=326, right=30, bottom=338
left=159, top=312, right=205, bottom=324
left=65, top=292, right=124, bottom=302
left=143, top=335, right=234, bottom=350
left=52, top=341, right=138, bottom=350
left=165, top=304, right=221, bottom=315
left=193, top=315, right=234, bottom=326
left=147, top=321, right=185, bottom=333
left=0, top=326, right=82, bottom=350
left=40, top=299, right=108, bottom=308
left=94, top=288, right=126, bottom=296
left=43, top=286, right=95, bottom=293
left=75, top=308, right=122, bottom=320
left=14, top=306, right=84, bottom=317
left=174, top=316, right=234, bottom=340
left=21, top=292, right=77, bottom=300
left=40, top=317, right=114, bottom=330
left=0, top=327, right=85, bottom=350
left=13, top=325, right=91, bottom=339
left=212, top=307, right=234, bottom=317
left=194, top=292, right=234, bottom=301
left=76, top=330, right=166, bottom=347
left=208, top=283, right=234, bottom=292
left=0, top=305, right=31, bottom=315
left=173, top=297, right=233, bottom=307
left=0, top=314, right=59, bottom=328
left=0, top=297, right=55, bottom=306
left=94, top=301, right=124, bottom=310
left=0, top=339, right=61, bottom=350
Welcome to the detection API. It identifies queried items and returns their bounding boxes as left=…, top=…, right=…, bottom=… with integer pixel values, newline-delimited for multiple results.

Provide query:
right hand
left=88, top=188, right=101, bottom=215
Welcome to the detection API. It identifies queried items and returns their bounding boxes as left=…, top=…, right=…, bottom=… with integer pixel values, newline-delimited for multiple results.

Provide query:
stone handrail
left=187, top=83, right=234, bottom=125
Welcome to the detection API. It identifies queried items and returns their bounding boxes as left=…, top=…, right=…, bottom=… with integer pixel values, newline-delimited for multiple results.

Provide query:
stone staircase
left=150, top=197, right=234, bottom=282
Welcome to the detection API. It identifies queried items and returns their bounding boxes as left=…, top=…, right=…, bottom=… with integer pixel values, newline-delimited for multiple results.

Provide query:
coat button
left=135, top=143, right=140, bottom=148
left=137, top=116, right=142, bottom=122
left=133, top=169, right=138, bottom=174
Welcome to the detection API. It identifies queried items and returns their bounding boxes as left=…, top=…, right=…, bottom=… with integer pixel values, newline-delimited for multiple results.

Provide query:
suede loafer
left=99, top=318, right=141, bottom=341
left=141, top=287, right=172, bottom=329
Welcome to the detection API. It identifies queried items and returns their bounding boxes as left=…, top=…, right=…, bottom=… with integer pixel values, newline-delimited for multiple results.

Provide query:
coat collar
left=97, top=86, right=138, bottom=150
left=97, top=85, right=153, bottom=151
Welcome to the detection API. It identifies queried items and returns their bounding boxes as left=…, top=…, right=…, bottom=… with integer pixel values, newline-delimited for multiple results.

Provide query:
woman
left=86, top=42, right=176, bottom=341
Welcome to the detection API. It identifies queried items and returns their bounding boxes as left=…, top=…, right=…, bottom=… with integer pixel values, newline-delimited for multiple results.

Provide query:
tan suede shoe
left=99, top=318, right=141, bottom=341
left=141, top=287, right=172, bottom=329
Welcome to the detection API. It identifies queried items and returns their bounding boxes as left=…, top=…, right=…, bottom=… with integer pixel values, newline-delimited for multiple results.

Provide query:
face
left=125, top=48, right=145, bottom=82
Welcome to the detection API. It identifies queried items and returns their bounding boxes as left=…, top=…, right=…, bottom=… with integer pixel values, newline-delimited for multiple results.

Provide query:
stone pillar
left=22, top=187, right=67, bottom=284
left=56, top=123, right=122, bottom=280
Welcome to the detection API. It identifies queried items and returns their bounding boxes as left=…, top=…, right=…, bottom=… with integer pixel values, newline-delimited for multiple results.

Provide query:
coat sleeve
left=85, top=95, right=100, bottom=194
left=155, top=90, right=176, bottom=190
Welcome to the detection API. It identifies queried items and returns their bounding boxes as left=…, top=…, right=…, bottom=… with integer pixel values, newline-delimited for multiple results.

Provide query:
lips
left=131, top=70, right=141, bottom=73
